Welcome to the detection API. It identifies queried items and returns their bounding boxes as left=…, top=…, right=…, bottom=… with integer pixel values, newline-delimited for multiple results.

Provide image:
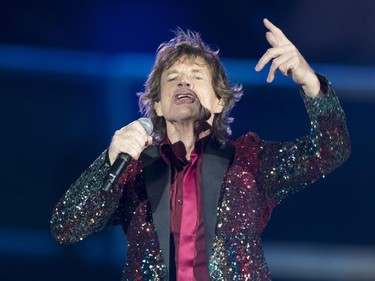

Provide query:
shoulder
left=231, top=132, right=262, bottom=148
left=227, top=132, right=265, bottom=169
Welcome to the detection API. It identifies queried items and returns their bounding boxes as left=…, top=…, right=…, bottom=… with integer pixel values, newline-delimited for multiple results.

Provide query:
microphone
left=102, top=117, right=153, bottom=192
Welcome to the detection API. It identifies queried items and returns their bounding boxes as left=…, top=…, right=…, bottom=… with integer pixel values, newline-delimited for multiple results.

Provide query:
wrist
left=301, top=72, right=322, bottom=98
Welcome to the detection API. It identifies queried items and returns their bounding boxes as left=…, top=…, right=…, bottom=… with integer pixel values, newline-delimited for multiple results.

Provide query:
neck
left=166, top=120, right=211, bottom=159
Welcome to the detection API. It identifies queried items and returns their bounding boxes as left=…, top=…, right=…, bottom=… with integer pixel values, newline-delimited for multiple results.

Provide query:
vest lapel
left=201, top=138, right=234, bottom=262
left=141, top=146, right=171, bottom=273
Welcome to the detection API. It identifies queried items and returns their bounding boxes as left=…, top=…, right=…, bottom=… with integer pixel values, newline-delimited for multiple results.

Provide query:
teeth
left=177, top=94, right=192, bottom=99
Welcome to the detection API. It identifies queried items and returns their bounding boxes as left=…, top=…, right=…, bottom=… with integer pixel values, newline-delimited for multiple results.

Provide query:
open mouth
left=174, top=92, right=196, bottom=104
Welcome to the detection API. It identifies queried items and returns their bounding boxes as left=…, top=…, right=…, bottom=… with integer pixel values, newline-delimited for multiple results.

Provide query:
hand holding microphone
left=102, top=118, right=153, bottom=191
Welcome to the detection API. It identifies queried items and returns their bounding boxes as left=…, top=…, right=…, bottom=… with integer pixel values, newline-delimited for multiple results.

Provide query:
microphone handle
left=102, top=153, right=132, bottom=192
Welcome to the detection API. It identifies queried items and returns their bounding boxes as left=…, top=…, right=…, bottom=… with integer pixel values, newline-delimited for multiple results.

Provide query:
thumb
left=145, top=136, right=153, bottom=148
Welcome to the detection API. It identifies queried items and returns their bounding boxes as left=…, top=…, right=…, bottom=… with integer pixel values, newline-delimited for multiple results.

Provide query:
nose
left=177, top=78, right=192, bottom=89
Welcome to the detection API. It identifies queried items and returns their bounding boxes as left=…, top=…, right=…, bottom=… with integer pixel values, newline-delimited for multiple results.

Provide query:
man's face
left=155, top=56, right=223, bottom=126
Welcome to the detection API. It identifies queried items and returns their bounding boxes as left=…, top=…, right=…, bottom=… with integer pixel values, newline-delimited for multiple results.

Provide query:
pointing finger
left=263, top=18, right=290, bottom=45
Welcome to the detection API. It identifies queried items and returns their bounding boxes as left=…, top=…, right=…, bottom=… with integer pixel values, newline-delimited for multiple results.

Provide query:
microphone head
left=137, top=117, right=154, bottom=135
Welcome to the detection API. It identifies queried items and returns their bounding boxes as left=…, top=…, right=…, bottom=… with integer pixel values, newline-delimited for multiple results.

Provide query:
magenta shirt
left=160, top=136, right=210, bottom=281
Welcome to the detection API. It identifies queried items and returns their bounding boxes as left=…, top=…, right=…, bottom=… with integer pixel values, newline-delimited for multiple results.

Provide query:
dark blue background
left=1, top=1, right=374, bottom=280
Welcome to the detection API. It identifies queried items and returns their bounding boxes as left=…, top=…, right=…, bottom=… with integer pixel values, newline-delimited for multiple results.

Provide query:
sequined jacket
left=51, top=77, right=351, bottom=281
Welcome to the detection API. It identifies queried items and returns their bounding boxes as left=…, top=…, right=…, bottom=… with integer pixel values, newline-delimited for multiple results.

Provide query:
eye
left=167, top=76, right=177, bottom=82
left=194, top=76, right=202, bottom=80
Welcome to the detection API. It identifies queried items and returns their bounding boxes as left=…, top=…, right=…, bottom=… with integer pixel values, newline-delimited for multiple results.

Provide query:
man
left=51, top=19, right=351, bottom=280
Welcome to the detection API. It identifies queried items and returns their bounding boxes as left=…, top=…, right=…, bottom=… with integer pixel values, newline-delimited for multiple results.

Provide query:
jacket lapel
left=201, top=137, right=234, bottom=262
left=140, top=138, right=234, bottom=271
left=141, top=146, right=171, bottom=273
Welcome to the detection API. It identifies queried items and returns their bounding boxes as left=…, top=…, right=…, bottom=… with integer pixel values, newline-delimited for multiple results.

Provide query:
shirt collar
left=160, top=134, right=211, bottom=168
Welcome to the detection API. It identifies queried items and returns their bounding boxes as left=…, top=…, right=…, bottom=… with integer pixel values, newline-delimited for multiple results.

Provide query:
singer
left=51, top=19, right=350, bottom=280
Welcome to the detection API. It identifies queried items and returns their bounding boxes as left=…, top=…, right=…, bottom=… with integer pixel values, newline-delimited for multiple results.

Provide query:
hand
left=255, top=18, right=321, bottom=97
left=108, top=121, right=153, bottom=164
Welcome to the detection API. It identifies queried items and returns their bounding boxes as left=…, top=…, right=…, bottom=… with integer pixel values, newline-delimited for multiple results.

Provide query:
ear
left=213, top=98, right=224, bottom=114
left=154, top=101, right=163, bottom=117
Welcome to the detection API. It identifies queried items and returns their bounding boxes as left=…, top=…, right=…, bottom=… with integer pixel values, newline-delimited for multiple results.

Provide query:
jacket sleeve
left=257, top=74, right=351, bottom=203
left=50, top=150, right=126, bottom=244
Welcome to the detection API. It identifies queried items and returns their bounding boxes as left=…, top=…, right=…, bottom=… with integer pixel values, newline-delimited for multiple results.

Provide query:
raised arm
left=256, top=75, right=351, bottom=202
left=251, top=19, right=351, bottom=202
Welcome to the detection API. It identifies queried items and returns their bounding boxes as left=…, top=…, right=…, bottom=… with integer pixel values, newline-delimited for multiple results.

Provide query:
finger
left=122, top=121, right=148, bottom=136
left=266, top=31, right=278, bottom=47
left=263, top=18, right=291, bottom=45
left=110, top=123, right=148, bottom=157
left=115, top=133, right=146, bottom=158
left=278, top=56, right=299, bottom=77
left=119, top=143, right=143, bottom=160
left=267, top=49, right=297, bottom=81
left=146, top=136, right=153, bottom=147
left=121, top=122, right=149, bottom=142
left=267, top=53, right=298, bottom=83
left=255, top=45, right=292, bottom=72
left=266, top=52, right=291, bottom=82
left=255, top=48, right=277, bottom=71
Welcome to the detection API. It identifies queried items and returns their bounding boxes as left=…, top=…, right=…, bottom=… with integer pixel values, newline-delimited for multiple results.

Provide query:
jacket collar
left=141, top=136, right=234, bottom=272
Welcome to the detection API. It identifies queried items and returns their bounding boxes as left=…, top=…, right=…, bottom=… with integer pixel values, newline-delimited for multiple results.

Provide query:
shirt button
left=177, top=199, right=183, bottom=205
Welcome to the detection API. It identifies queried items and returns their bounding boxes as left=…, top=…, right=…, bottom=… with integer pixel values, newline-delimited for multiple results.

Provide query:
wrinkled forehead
left=164, top=55, right=210, bottom=73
